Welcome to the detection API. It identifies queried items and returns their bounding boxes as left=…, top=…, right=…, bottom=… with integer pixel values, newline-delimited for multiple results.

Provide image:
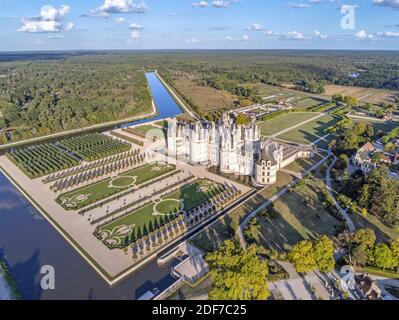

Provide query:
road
left=325, top=157, right=356, bottom=233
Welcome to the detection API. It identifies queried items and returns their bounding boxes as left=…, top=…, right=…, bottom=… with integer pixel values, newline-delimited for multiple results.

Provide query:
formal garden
left=7, top=143, right=79, bottom=178
left=56, top=162, right=176, bottom=210
left=96, top=179, right=241, bottom=250
left=57, top=133, right=131, bottom=162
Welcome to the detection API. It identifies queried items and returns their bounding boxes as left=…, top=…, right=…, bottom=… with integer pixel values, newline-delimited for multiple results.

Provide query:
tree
left=288, top=240, right=316, bottom=273
left=332, top=93, right=344, bottom=104
left=206, top=240, right=270, bottom=300
left=353, top=228, right=376, bottom=250
left=244, top=217, right=261, bottom=243
left=372, top=243, right=395, bottom=271
left=344, top=96, right=358, bottom=107
left=336, top=154, right=349, bottom=171
left=390, top=240, right=399, bottom=274
left=239, top=99, right=252, bottom=108
left=235, top=113, right=250, bottom=126
left=313, top=236, right=335, bottom=273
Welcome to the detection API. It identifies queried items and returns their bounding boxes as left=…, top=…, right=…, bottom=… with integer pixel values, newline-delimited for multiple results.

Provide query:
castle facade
left=167, top=114, right=313, bottom=187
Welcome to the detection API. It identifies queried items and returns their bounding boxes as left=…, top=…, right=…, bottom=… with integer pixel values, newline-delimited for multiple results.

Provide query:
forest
left=1, top=50, right=398, bottom=144
left=0, top=54, right=152, bottom=144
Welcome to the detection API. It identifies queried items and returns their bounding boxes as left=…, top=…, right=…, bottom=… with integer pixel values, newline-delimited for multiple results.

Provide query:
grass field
left=324, top=85, right=399, bottom=105
left=256, top=178, right=342, bottom=251
left=99, top=179, right=223, bottom=247
left=351, top=212, right=399, bottom=243
left=190, top=158, right=333, bottom=253
left=351, top=118, right=399, bottom=135
left=283, top=152, right=325, bottom=174
left=174, top=76, right=238, bottom=111
left=254, top=83, right=328, bottom=109
left=57, top=162, right=175, bottom=209
left=258, top=112, right=320, bottom=136
left=277, top=115, right=340, bottom=144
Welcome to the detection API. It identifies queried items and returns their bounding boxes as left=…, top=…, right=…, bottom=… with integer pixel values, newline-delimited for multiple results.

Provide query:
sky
left=0, top=0, right=399, bottom=51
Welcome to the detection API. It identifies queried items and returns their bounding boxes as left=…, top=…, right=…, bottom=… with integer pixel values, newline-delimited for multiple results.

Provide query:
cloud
left=287, top=2, right=311, bottom=8
left=226, top=34, right=249, bottom=41
left=92, top=0, right=147, bottom=16
left=192, top=1, right=209, bottom=8
left=130, top=30, right=140, bottom=39
left=314, top=30, right=328, bottom=39
left=280, top=30, right=306, bottom=40
left=355, top=30, right=374, bottom=39
left=185, top=37, right=200, bottom=44
left=115, top=17, right=128, bottom=25
left=19, top=5, right=74, bottom=33
left=373, top=0, right=399, bottom=9
left=246, top=23, right=263, bottom=31
left=375, top=31, right=399, bottom=37
left=129, top=22, right=143, bottom=29
left=212, top=0, right=237, bottom=8
left=309, top=0, right=338, bottom=4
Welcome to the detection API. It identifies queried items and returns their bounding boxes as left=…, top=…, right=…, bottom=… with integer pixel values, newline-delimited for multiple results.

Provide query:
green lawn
left=57, top=162, right=175, bottom=210
left=190, top=157, right=335, bottom=253
left=99, top=179, right=223, bottom=248
left=351, top=119, right=399, bottom=135
left=277, top=115, right=340, bottom=144
left=257, top=178, right=342, bottom=252
left=351, top=212, right=399, bottom=243
left=258, top=112, right=320, bottom=136
left=283, top=153, right=324, bottom=174
left=165, top=179, right=223, bottom=211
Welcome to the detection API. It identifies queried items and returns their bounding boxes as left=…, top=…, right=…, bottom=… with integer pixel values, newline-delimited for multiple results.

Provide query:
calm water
left=0, top=72, right=182, bottom=300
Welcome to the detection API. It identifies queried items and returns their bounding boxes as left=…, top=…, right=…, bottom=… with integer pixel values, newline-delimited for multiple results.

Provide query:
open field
left=256, top=178, right=342, bottom=251
left=283, top=153, right=325, bottom=174
left=259, top=112, right=320, bottom=136
left=174, top=76, right=238, bottom=111
left=189, top=157, right=332, bottom=253
left=57, top=162, right=175, bottom=210
left=254, top=83, right=328, bottom=109
left=277, top=115, right=340, bottom=144
left=324, top=85, right=399, bottom=105
left=99, top=179, right=223, bottom=247
left=351, top=212, right=399, bottom=243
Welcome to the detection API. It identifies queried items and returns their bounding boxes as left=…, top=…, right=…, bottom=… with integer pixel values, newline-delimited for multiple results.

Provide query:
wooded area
left=0, top=54, right=152, bottom=144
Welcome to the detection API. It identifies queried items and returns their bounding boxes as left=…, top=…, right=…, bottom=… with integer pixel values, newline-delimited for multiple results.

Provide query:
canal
left=0, top=72, right=183, bottom=299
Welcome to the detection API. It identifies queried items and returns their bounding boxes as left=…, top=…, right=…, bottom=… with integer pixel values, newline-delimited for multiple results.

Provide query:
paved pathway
left=325, top=157, right=355, bottom=233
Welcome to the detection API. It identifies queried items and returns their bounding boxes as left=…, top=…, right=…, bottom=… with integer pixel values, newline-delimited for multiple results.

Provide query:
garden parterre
left=97, top=179, right=227, bottom=249
left=56, top=162, right=176, bottom=210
